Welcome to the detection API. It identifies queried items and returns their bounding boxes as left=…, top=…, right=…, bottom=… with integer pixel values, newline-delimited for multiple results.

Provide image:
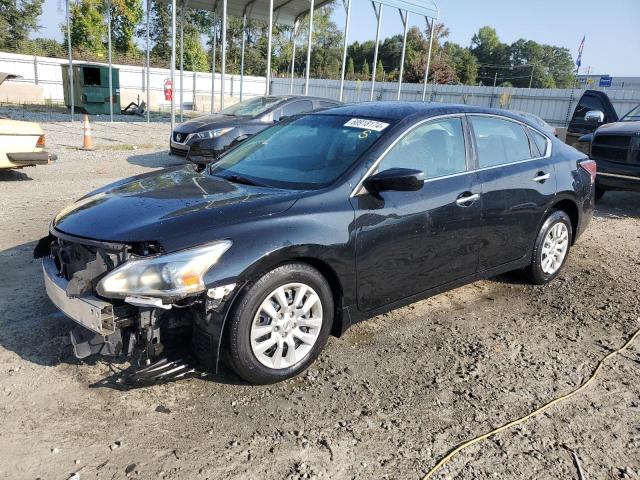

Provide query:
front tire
left=524, top=210, right=572, bottom=285
left=226, top=263, right=334, bottom=384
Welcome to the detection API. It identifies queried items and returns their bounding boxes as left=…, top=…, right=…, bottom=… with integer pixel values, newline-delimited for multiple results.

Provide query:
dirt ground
left=0, top=114, right=639, bottom=480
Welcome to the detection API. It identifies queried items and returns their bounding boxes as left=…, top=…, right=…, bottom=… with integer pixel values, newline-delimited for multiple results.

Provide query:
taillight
left=36, top=135, right=46, bottom=148
left=579, top=159, right=597, bottom=184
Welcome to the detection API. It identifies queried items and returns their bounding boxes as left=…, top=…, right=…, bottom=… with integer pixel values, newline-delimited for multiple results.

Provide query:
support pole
left=304, top=0, right=315, bottom=96
left=422, top=16, right=435, bottom=101
left=266, top=0, right=273, bottom=95
left=179, top=4, right=184, bottom=122
left=338, top=0, right=351, bottom=102
left=369, top=2, right=382, bottom=101
left=66, top=0, right=74, bottom=121
left=289, top=19, right=299, bottom=94
left=146, top=0, right=150, bottom=122
left=220, top=0, right=227, bottom=111
left=170, top=0, right=176, bottom=132
left=107, top=0, right=113, bottom=122
left=210, top=16, right=216, bottom=113
left=396, top=10, right=408, bottom=100
left=239, top=12, right=246, bottom=101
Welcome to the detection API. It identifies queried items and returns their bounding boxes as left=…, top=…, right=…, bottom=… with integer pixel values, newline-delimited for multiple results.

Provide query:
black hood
left=595, top=121, right=640, bottom=137
left=174, top=114, right=265, bottom=134
left=52, top=166, right=301, bottom=252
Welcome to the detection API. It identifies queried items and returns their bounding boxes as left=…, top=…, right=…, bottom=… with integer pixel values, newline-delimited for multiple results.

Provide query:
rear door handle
left=533, top=172, right=551, bottom=183
left=456, top=193, right=480, bottom=207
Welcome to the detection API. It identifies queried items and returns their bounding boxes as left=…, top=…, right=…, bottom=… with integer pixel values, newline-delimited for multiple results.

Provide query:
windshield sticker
left=344, top=118, right=389, bottom=132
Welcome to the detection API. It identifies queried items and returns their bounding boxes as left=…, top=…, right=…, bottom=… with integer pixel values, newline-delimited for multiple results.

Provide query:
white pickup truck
left=0, top=73, right=57, bottom=170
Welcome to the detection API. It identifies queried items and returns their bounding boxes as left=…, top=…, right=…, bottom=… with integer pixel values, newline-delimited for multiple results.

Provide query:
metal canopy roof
left=377, top=0, right=438, bottom=19
left=166, top=0, right=438, bottom=26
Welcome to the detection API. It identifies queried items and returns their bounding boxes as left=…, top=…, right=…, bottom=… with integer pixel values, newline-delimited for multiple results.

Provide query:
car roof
left=313, top=101, right=537, bottom=124
left=269, top=95, right=341, bottom=104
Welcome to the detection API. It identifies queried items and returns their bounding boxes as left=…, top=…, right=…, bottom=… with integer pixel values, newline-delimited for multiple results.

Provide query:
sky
left=37, top=0, right=640, bottom=76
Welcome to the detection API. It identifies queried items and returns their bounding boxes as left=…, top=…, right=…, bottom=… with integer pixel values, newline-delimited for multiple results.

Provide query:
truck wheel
left=226, top=263, right=333, bottom=384
left=525, top=210, right=572, bottom=285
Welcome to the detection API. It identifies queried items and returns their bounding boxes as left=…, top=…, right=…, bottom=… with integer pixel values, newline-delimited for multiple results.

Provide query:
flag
left=576, top=35, right=586, bottom=70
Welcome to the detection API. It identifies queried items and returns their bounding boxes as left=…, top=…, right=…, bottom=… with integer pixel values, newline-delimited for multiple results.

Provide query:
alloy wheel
left=250, top=282, right=323, bottom=369
left=540, top=222, right=569, bottom=275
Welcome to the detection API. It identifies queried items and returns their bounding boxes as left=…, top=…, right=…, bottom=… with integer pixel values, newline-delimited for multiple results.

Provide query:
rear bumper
left=6, top=151, right=57, bottom=166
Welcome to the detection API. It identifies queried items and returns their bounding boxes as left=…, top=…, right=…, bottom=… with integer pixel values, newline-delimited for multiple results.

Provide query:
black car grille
left=170, top=146, right=188, bottom=157
left=594, top=136, right=631, bottom=148
left=592, top=135, right=638, bottom=164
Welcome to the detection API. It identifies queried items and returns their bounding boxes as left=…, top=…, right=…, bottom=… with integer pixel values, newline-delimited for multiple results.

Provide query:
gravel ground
left=0, top=112, right=639, bottom=480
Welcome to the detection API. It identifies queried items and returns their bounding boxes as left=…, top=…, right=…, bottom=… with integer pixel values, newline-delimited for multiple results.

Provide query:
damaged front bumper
left=39, top=232, right=240, bottom=374
left=43, top=256, right=133, bottom=358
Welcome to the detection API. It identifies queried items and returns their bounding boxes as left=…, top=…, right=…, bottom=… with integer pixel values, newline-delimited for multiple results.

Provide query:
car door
left=468, top=115, right=557, bottom=271
left=350, top=116, right=482, bottom=312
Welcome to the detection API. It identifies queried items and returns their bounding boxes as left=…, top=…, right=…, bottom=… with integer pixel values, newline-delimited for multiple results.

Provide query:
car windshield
left=210, top=115, right=391, bottom=189
left=221, top=96, right=283, bottom=117
left=621, top=105, right=640, bottom=122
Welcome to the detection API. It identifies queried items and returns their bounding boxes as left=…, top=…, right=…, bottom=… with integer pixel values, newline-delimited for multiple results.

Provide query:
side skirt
left=344, top=256, right=531, bottom=325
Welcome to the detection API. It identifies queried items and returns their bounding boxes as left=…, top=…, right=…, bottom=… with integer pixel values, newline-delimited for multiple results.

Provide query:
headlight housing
left=194, top=127, right=233, bottom=140
left=96, top=241, right=232, bottom=299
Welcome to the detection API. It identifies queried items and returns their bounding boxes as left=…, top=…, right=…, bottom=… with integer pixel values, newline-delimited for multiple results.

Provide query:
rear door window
left=378, top=117, right=467, bottom=179
left=470, top=116, right=533, bottom=168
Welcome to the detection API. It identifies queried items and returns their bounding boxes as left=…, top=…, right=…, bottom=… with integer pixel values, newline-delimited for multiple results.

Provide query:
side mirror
left=363, top=168, right=425, bottom=193
left=584, top=110, right=605, bottom=123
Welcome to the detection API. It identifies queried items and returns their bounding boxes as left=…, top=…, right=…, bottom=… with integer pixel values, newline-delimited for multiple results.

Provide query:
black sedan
left=170, top=95, right=341, bottom=162
left=38, top=102, right=595, bottom=384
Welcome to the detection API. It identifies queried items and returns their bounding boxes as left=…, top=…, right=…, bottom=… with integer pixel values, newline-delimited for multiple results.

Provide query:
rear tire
left=524, top=210, right=572, bottom=285
left=226, top=263, right=334, bottom=384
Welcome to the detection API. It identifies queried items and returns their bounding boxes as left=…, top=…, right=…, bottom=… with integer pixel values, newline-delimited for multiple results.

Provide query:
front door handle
left=456, top=193, right=480, bottom=207
left=533, top=172, right=551, bottom=183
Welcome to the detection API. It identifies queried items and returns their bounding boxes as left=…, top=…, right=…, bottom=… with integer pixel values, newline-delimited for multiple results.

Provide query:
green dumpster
left=61, top=63, right=121, bottom=115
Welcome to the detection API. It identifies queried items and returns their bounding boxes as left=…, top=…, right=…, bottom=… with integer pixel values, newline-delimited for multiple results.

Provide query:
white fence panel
left=0, top=51, right=267, bottom=109
left=271, top=77, right=640, bottom=126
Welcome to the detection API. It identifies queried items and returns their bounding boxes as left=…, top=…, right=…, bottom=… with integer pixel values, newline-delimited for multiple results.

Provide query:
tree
left=443, top=42, right=478, bottom=84
left=346, top=56, right=355, bottom=80
left=0, top=0, right=43, bottom=49
left=110, top=0, right=143, bottom=57
left=471, top=26, right=509, bottom=85
left=361, top=59, right=370, bottom=79
left=148, top=0, right=171, bottom=64
left=66, top=0, right=108, bottom=58
left=375, top=59, right=384, bottom=81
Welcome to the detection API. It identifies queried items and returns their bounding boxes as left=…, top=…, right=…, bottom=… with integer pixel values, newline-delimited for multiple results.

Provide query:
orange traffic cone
left=81, top=114, right=94, bottom=151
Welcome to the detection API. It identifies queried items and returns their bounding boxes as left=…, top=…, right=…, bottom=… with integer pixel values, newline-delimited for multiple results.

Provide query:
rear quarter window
left=529, top=129, right=549, bottom=157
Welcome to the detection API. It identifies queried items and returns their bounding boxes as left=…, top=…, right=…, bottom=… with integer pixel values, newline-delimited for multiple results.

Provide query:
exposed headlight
left=96, top=241, right=232, bottom=299
left=194, top=127, right=233, bottom=140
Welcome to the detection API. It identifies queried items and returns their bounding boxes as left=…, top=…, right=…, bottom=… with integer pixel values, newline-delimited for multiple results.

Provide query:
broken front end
left=35, top=230, right=238, bottom=375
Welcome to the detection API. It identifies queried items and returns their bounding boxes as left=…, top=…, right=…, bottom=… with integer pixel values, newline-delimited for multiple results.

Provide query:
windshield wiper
left=217, top=173, right=264, bottom=187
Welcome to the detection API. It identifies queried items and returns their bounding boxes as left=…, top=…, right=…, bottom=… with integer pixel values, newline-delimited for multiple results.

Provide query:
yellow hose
left=422, top=326, right=640, bottom=480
